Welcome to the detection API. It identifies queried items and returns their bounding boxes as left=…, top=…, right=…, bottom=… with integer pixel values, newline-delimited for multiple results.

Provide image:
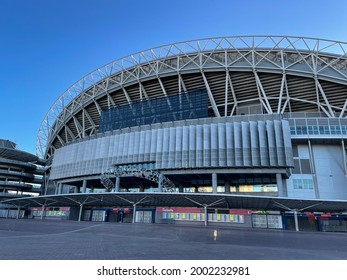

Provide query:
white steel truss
left=37, top=36, right=347, bottom=158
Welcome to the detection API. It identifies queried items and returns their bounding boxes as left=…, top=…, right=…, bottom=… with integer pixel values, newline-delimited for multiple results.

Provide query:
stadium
left=4, top=35, right=347, bottom=231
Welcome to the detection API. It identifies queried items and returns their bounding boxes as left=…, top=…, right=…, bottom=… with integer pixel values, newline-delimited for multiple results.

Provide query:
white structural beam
left=254, top=71, right=273, bottom=114
left=122, top=87, right=132, bottom=104
left=178, top=73, right=188, bottom=93
left=277, top=73, right=286, bottom=114
left=315, top=78, right=335, bottom=117
left=201, top=71, right=221, bottom=117
left=339, top=99, right=347, bottom=118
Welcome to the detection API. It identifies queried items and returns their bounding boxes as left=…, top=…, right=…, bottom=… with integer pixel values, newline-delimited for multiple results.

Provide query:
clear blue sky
left=1, top=0, right=347, bottom=155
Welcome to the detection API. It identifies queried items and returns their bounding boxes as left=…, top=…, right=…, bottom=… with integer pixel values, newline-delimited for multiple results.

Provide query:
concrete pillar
left=212, top=173, right=217, bottom=194
left=178, top=184, right=184, bottom=193
left=139, top=185, right=144, bottom=192
left=225, top=181, right=230, bottom=193
left=276, top=173, right=284, bottom=197
left=194, top=186, right=199, bottom=193
left=115, top=177, right=120, bottom=192
left=81, top=180, right=87, bottom=193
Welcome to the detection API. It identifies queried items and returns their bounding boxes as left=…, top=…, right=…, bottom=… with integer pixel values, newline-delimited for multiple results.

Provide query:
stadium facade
left=4, top=36, right=347, bottom=231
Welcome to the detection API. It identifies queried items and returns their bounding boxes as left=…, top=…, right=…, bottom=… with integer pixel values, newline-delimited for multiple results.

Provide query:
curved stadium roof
left=37, top=35, right=347, bottom=158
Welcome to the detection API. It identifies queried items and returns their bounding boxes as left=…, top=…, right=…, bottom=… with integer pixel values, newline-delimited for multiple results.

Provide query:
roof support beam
left=201, top=71, right=221, bottom=117
left=277, top=73, right=286, bottom=114
left=72, top=116, right=83, bottom=138
left=315, top=78, right=335, bottom=117
left=339, top=99, right=347, bottom=118
left=228, top=72, right=237, bottom=116
left=122, top=87, right=132, bottom=104
left=178, top=73, right=187, bottom=93
left=254, top=71, right=273, bottom=114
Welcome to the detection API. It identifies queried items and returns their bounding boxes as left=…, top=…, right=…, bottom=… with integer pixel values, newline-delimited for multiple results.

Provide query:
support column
left=194, top=186, right=199, bottom=193
left=158, top=174, right=163, bottom=192
left=6, top=208, right=9, bottom=219
left=81, top=180, right=87, bottom=193
left=224, top=181, right=230, bottom=193
left=41, top=204, right=46, bottom=220
left=115, top=177, right=120, bottom=192
left=16, top=207, right=21, bottom=219
left=78, top=204, right=84, bottom=222
left=178, top=184, right=184, bottom=193
left=132, top=204, right=137, bottom=223
left=139, top=185, right=144, bottom=192
left=58, top=183, right=62, bottom=195
left=204, top=206, right=208, bottom=227
left=294, top=210, right=299, bottom=232
left=212, top=173, right=217, bottom=194
left=276, top=173, right=284, bottom=197
left=308, top=139, right=320, bottom=199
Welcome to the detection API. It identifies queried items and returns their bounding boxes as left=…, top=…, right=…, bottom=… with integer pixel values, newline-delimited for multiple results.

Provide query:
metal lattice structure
left=37, top=36, right=347, bottom=158
left=100, top=164, right=175, bottom=192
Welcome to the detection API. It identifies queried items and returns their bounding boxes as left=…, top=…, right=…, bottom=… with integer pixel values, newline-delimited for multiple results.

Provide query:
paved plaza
left=0, top=219, right=347, bottom=260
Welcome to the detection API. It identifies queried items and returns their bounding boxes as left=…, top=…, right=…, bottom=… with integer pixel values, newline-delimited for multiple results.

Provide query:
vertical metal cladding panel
left=149, top=129, right=158, bottom=163
left=258, top=121, right=269, bottom=166
left=168, top=127, right=176, bottom=169
left=203, top=124, right=211, bottom=167
left=76, top=142, right=86, bottom=176
left=116, top=134, right=124, bottom=164
left=226, top=122, right=235, bottom=166
left=241, top=122, right=251, bottom=167
left=89, top=138, right=97, bottom=173
left=182, top=126, right=189, bottom=168
left=218, top=123, right=226, bottom=167
left=107, top=134, right=115, bottom=165
left=250, top=121, right=260, bottom=166
left=144, top=130, right=151, bottom=162
left=127, top=132, right=135, bottom=163
left=156, top=128, right=164, bottom=169
left=111, top=134, right=119, bottom=164
left=196, top=125, right=204, bottom=167
left=189, top=125, right=196, bottom=168
left=282, top=120, right=294, bottom=166
left=122, top=133, right=130, bottom=163
left=84, top=141, right=91, bottom=175
left=100, top=136, right=110, bottom=171
left=175, top=127, right=183, bottom=168
left=234, top=122, right=242, bottom=167
left=138, top=131, right=146, bottom=163
left=162, top=127, right=170, bottom=168
left=133, top=131, right=141, bottom=163
left=274, top=120, right=285, bottom=166
left=210, top=123, right=219, bottom=167
left=266, top=121, right=278, bottom=166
